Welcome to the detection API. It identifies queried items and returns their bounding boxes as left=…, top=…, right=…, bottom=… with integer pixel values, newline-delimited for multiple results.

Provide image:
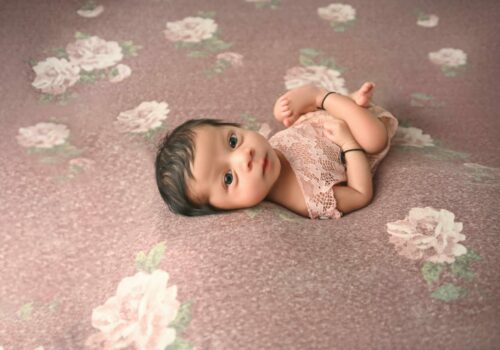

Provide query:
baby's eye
left=228, top=133, right=238, bottom=148
left=224, top=170, right=233, bottom=186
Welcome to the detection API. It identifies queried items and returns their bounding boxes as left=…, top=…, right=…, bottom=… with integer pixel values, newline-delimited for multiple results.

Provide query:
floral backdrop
left=1, top=0, right=499, bottom=349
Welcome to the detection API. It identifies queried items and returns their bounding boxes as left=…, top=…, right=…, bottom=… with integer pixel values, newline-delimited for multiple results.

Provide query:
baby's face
left=187, top=125, right=281, bottom=210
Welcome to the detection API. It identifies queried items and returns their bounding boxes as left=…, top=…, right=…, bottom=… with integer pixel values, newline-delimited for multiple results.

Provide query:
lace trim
left=269, top=105, right=399, bottom=220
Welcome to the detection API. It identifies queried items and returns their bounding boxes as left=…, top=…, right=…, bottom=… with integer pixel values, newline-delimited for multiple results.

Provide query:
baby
left=155, top=82, right=398, bottom=219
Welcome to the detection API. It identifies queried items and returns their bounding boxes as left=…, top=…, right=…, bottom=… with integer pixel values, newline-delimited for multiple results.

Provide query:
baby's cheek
left=242, top=185, right=267, bottom=206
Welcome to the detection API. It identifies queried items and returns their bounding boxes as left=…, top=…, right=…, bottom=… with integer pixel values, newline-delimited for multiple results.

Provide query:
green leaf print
left=75, top=31, right=92, bottom=39
left=320, top=57, right=344, bottom=72
left=431, top=283, right=467, bottom=302
left=176, top=41, right=198, bottom=50
left=443, top=67, right=457, bottom=77
left=241, top=112, right=259, bottom=131
left=81, top=0, right=98, bottom=11
left=418, top=13, right=431, bottom=21
left=17, top=303, right=34, bottom=320
left=40, top=94, right=55, bottom=103
left=450, top=261, right=475, bottom=281
left=300, top=48, right=320, bottom=57
left=46, top=47, right=69, bottom=59
left=166, top=337, right=195, bottom=350
left=297, top=48, right=344, bottom=72
left=412, top=92, right=432, bottom=100
left=216, top=59, right=231, bottom=70
left=421, top=261, right=445, bottom=286
left=135, top=241, right=167, bottom=273
left=397, top=119, right=412, bottom=128
left=423, top=140, right=469, bottom=161
left=331, top=23, right=346, bottom=32
left=299, top=55, right=316, bottom=67
left=450, top=249, right=481, bottom=281
left=206, top=38, right=232, bottom=52
left=275, top=208, right=303, bottom=222
left=79, top=70, right=98, bottom=83
left=244, top=207, right=262, bottom=218
left=188, top=50, right=208, bottom=58
left=120, top=41, right=142, bottom=57
left=170, top=301, right=193, bottom=332
left=464, top=164, right=499, bottom=184
left=188, top=51, right=208, bottom=58
left=441, top=65, right=466, bottom=77
left=143, top=127, right=163, bottom=141
left=254, top=0, right=281, bottom=9
left=47, top=299, right=60, bottom=313
left=197, top=10, right=216, bottom=19
left=329, top=20, right=355, bottom=32
left=410, top=92, right=444, bottom=108
left=110, top=67, right=119, bottom=77
left=40, top=156, right=62, bottom=164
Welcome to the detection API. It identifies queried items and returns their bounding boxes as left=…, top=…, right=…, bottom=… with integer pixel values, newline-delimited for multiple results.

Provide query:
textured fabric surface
left=270, top=106, right=398, bottom=219
left=1, top=1, right=500, bottom=349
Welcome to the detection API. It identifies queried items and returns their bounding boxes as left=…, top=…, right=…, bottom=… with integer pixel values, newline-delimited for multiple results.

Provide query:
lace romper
left=268, top=104, right=399, bottom=219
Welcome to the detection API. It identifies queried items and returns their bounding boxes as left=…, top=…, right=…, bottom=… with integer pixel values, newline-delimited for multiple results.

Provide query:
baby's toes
left=361, top=82, right=374, bottom=93
left=280, top=99, right=292, bottom=114
left=274, top=98, right=286, bottom=120
left=279, top=97, right=289, bottom=107
left=283, top=117, right=294, bottom=127
left=281, top=104, right=291, bottom=116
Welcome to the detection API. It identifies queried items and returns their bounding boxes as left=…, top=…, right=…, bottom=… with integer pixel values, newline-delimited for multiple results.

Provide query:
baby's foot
left=273, top=84, right=327, bottom=127
left=349, top=82, right=375, bottom=107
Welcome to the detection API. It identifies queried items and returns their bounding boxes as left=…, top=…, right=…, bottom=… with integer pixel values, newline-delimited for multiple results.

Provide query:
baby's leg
left=274, top=82, right=386, bottom=153
left=274, top=82, right=375, bottom=128
left=348, top=82, right=375, bottom=107
left=321, top=90, right=388, bottom=154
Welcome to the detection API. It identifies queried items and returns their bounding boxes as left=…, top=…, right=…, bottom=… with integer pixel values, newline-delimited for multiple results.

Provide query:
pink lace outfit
left=268, top=104, right=399, bottom=219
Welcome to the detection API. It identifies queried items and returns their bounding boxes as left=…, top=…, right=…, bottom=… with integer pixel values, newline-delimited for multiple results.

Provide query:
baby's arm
left=319, top=91, right=387, bottom=154
left=323, top=119, right=373, bottom=213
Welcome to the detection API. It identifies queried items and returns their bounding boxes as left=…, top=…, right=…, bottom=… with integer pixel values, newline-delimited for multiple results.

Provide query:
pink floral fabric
left=2, top=0, right=497, bottom=348
left=269, top=104, right=399, bottom=219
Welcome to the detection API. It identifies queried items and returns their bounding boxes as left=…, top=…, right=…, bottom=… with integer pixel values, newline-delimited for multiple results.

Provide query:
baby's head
left=155, top=118, right=281, bottom=216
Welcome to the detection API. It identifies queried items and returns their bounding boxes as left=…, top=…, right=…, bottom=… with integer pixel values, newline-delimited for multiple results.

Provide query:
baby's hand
left=323, top=118, right=357, bottom=149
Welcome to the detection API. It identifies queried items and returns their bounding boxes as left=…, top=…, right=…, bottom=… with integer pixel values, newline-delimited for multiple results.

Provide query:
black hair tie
left=340, top=148, right=365, bottom=165
left=318, top=91, right=336, bottom=110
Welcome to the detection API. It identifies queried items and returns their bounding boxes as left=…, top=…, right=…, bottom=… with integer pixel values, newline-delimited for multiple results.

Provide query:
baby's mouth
left=262, top=154, right=268, bottom=175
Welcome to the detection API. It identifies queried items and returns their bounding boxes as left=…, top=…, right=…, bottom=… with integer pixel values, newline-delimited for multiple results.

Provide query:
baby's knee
left=365, top=126, right=388, bottom=154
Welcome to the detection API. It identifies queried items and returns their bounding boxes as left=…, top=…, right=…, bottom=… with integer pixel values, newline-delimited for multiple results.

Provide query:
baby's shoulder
left=266, top=153, right=309, bottom=218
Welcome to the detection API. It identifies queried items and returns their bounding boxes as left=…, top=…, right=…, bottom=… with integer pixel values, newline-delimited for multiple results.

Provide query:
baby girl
left=155, top=82, right=398, bottom=219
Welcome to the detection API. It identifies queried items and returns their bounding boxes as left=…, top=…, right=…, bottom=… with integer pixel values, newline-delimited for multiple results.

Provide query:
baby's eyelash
left=223, top=170, right=233, bottom=188
left=223, top=131, right=239, bottom=189
left=228, top=133, right=238, bottom=148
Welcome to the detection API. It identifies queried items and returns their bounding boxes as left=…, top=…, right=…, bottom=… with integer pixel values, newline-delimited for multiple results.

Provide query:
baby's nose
left=239, top=148, right=254, bottom=172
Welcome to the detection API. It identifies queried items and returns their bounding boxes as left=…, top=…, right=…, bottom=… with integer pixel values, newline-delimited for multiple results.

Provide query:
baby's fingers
left=324, top=128, right=334, bottom=140
left=323, top=121, right=336, bottom=133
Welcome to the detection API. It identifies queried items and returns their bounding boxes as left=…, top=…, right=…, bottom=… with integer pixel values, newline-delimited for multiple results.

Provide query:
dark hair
left=155, top=118, right=240, bottom=216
